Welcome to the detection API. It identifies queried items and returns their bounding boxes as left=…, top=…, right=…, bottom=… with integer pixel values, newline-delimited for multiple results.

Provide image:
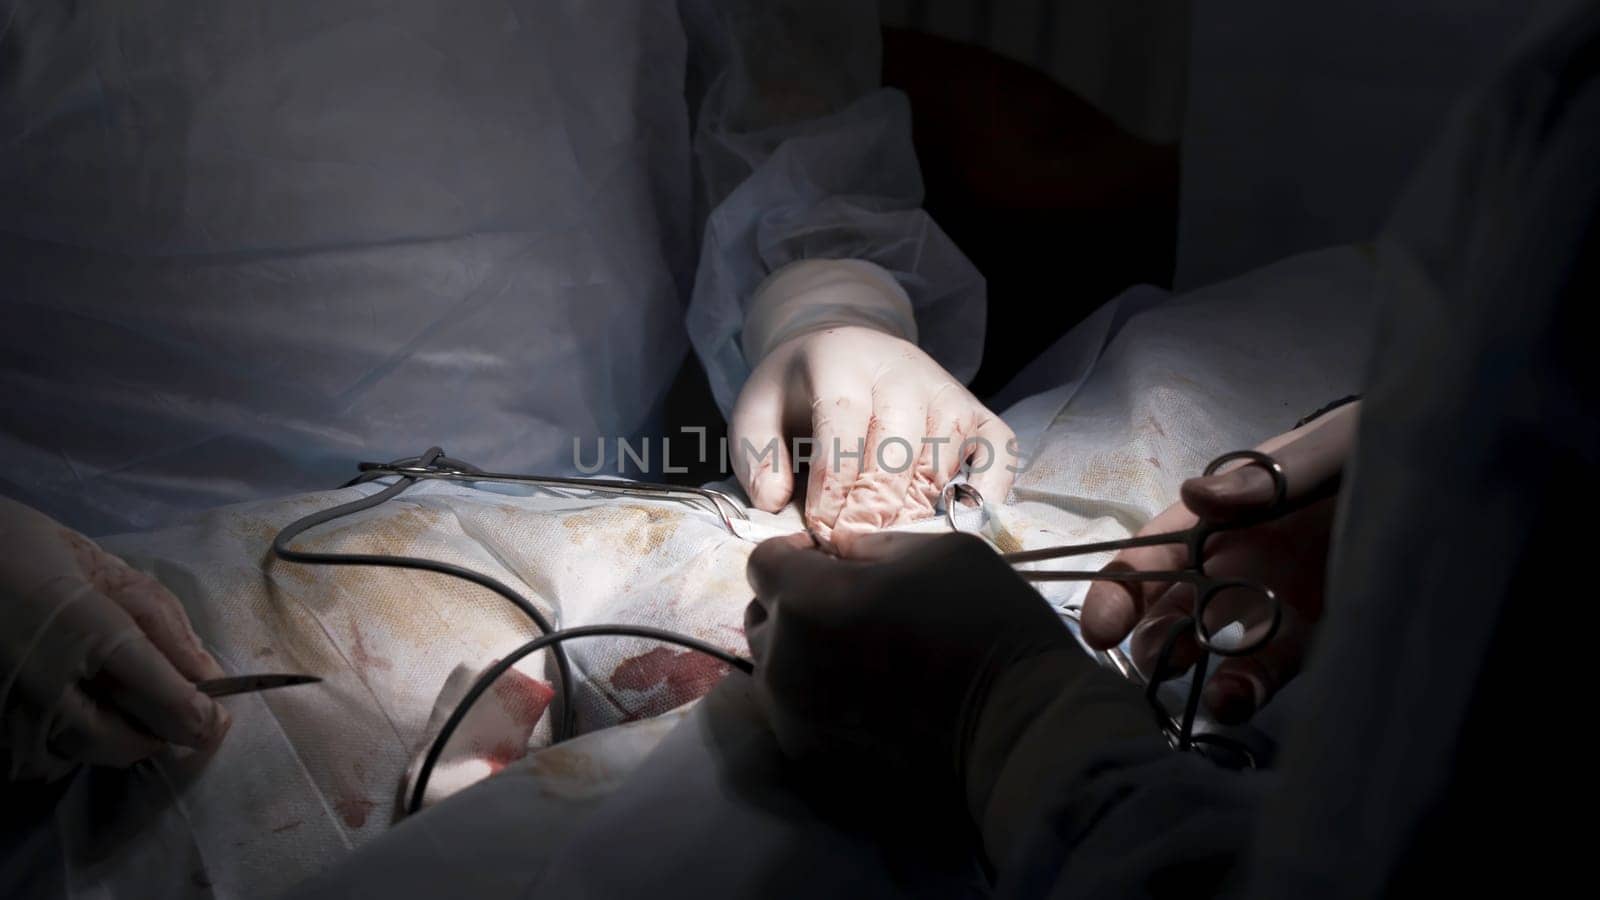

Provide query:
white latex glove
left=731, top=260, right=1015, bottom=556
left=1, top=497, right=230, bottom=781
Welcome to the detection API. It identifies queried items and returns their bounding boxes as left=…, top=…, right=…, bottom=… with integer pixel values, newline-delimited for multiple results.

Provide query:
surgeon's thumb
left=746, top=532, right=819, bottom=598
left=747, top=462, right=794, bottom=513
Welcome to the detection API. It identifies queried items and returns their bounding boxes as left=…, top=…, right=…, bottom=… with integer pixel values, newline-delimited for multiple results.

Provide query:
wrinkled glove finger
left=104, top=566, right=225, bottom=683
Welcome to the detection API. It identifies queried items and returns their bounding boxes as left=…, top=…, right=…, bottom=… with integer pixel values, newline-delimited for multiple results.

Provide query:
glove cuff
left=740, top=259, right=918, bottom=366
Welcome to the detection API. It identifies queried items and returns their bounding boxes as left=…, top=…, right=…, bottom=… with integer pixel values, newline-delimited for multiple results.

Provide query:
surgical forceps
left=351, top=452, right=750, bottom=536
left=944, top=449, right=1337, bottom=761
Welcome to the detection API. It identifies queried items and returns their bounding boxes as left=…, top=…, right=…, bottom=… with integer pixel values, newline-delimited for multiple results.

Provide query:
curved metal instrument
left=941, top=449, right=1334, bottom=766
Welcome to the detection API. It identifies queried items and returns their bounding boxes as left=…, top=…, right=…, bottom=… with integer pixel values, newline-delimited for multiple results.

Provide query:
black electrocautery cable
left=405, top=623, right=749, bottom=814
left=271, top=447, right=753, bottom=815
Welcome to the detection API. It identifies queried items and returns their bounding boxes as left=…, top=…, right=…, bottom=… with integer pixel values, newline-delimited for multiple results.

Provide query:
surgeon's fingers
left=1126, top=532, right=1301, bottom=693
left=1128, top=582, right=1203, bottom=678
left=1179, top=466, right=1280, bottom=523
left=742, top=528, right=819, bottom=598
left=1125, top=524, right=1277, bottom=677
left=830, top=386, right=927, bottom=555
left=48, top=685, right=166, bottom=769
left=745, top=532, right=861, bottom=664
left=963, top=410, right=1017, bottom=511
left=105, top=568, right=226, bottom=683
left=803, top=387, right=872, bottom=532
left=95, top=634, right=230, bottom=750
left=1184, top=403, right=1358, bottom=523
left=729, top=374, right=796, bottom=513
left=898, top=396, right=968, bottom=524
left=1202, top=604, right=1313, bottom=724
left=1080, top=503, right=1197, bottom=649
left=843, top=529, right=941, bottom=563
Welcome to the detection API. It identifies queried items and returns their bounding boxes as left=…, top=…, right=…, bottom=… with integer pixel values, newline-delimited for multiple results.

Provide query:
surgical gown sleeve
left=964, top=653, right=1265, bottom=899
left=678, top=0, right=986, bottom=414
left=995, top=745, right=1263, bottom=898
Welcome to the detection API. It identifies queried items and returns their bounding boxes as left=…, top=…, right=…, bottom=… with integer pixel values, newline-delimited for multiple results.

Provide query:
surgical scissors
left=198, top=673, right=323, bottom=698
left=944, top=449, right=1337, bottom=760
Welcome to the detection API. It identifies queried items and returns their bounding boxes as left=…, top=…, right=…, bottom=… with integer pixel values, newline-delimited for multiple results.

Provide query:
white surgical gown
left=0, top=0, right=984, bottom=535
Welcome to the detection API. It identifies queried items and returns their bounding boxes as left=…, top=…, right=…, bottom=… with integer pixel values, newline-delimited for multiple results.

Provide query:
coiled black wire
left=270, top=448, right=753, bottom=816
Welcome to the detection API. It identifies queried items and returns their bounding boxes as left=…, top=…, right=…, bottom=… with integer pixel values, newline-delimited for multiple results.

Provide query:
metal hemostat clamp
left=939, top=480, right=984, bottom=533
left=938, top=479, right=1145, bottom=688
left=939, top=450, right=1318, bottom=769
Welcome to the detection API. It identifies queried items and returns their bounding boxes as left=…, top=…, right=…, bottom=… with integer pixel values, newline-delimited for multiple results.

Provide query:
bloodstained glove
left=1, top=497, right=230, bottom=781
left=731, top=260, right=1016, bottom=556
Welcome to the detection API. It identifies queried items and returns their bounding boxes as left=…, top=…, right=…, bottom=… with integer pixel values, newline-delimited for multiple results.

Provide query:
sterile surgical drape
left=0, top=0, right=984, bottom=534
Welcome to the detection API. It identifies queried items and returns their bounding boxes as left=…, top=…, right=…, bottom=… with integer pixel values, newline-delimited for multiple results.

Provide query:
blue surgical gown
left=0, top=0, right=985, bottom=534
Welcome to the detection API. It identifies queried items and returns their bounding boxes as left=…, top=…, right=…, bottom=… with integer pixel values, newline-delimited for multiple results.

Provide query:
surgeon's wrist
left=963, top=647, right=1160, bottom=868
left=740, top=259, right=918, bottom=365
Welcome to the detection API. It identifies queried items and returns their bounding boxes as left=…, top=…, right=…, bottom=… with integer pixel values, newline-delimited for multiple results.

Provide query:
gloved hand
left=731, top=260, right=1015, bottom=556
left=1, top=497, right=230, bottom=781
left=1080, top=401, right=1359, bottom=723
left=745, top=530, right=1158, bottom=863
left=745, top=530, right=1067, bottom=778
